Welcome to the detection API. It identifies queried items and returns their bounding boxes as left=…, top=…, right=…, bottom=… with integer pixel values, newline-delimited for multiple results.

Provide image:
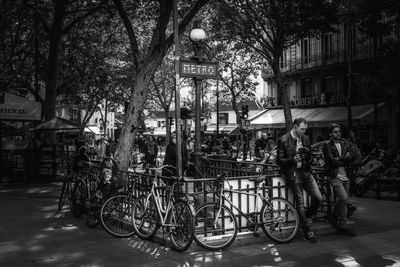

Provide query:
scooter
left=354, top=148, right=385, bottom=197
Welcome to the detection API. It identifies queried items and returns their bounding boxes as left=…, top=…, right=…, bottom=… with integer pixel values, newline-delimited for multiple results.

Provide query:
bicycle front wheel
left=194, top=203, right=238, bottom=251
left=260, top=198, right=299, bottom=243
left=100, top=194, right=135, bottom=237
left=168, top=200, right=195, bottom=252
left=132, top=195, right=158, bottom=239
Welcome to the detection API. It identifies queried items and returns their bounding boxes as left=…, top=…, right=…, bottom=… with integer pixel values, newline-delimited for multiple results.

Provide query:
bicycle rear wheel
left=71, top=179, right=87, bottom=218
left=194, top=203, right=238, bottom=251
left=100, top=194, right=135, bottom=238
left=260, top=198, right=299, bottom=243
left=132, top=195, right=158, bottom=239
left=168, top=200, right=195, bottom=252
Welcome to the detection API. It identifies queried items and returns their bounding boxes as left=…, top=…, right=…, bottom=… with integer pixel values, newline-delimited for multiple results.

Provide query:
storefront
left=0, top=91, right=41, bottom=182
left=248, top=103, right=389, bottom=148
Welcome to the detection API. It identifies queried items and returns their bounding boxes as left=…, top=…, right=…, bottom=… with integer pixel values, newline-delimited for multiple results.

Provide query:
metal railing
left=62, top=157, right=334, bottom=234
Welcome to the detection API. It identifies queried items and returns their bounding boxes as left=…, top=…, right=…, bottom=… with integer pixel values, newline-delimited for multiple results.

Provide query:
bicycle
left=131, top=165, right=195, bottom=252
left=99, top=164, right=147, bottom=238
left=70, top=161, right=100, bottom=221
left=194, top=173, right=300, bottom=251
left=58, top=161, right=75, bottom=212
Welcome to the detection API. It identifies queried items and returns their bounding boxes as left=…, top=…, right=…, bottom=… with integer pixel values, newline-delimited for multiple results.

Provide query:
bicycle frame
left=216, top=179, right=272, bottom=226
left=144, top=175, right=179, bottom=227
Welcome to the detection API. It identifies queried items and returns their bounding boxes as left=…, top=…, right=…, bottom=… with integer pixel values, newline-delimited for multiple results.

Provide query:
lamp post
left=189, top=23, right=206, bottom=175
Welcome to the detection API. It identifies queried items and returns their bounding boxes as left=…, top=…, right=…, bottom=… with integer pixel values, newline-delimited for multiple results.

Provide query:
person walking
left=276, top=118, right=322, bottom=243
left=144, top=135, right=158, bottom=167
left=220, top=136, right=231, bottom=154
left=322, top=124, right=357, bottom=236
left=162, top=133, right=188, bottom=177
left=254, top=133, right=269, bottom=158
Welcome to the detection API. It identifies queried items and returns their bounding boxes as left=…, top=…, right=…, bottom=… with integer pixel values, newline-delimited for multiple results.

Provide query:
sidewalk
left=1, top=182, right=400, bottom=266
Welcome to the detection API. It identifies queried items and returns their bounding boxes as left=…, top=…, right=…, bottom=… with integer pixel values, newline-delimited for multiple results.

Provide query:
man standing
left=323, top=124, right=357, bottom=236
left=254, top=133, right=268, bottom=159
left=277, top=118, right=322, bottom=243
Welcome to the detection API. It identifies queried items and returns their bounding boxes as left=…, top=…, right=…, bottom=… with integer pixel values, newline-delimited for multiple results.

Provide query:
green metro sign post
left=178, top=55, right=218, bottom=180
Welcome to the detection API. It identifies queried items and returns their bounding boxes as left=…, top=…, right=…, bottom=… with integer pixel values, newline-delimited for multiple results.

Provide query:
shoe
left=347, top=205, right=357, bottom=218
left=303, top=231, right=317, bottom=243
left=338, top=227, right=357, bottom=237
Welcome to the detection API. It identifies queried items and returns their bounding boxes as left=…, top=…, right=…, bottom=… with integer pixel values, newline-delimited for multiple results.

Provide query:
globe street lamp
left=189, top=22, right=206, bottom=175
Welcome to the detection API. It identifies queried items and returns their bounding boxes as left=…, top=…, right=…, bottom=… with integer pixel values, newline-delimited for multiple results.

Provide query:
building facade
left=262, top=19, right=400, bottom=148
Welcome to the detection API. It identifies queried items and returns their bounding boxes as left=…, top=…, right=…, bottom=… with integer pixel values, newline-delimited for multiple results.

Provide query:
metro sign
left=179, top=59, right=218, bottom=79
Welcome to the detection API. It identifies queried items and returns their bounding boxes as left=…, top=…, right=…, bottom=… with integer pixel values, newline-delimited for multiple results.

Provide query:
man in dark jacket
left=163, top=134, right=188, bottom=177
left=254, top=133, right=268, bottom=159
left=322, top=124, right=357, bottom=236
left=277, top=118, right=322, bottom=243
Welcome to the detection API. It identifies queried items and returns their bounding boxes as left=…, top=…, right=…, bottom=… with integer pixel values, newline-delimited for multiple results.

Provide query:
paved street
left=1, top=183, right=400, bottom=267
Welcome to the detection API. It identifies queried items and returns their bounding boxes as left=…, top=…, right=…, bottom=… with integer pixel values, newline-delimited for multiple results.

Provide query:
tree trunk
left=43, top=0, right=67, bottom=121
left=115, top=67, right=156, bottom=170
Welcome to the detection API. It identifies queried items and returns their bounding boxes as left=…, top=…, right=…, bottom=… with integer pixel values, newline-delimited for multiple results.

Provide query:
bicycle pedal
left=253, top=232, right=260, bottom=238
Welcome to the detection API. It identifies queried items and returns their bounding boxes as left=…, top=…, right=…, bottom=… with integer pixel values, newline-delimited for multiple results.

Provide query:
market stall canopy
left=250, top=103, right=386, bottom=128
left=35, top=117, right=83, bottom=131
left=0, top=91, right=41, bottom=121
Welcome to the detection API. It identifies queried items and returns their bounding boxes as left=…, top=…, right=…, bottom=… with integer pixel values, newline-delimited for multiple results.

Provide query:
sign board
left=0, top=91, right=41, bottom=121
left=179, top=59, right=218, bottom=79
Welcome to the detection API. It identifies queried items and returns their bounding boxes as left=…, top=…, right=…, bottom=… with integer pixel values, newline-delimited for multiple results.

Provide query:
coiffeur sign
left=0, top=91, right=41, bottom=121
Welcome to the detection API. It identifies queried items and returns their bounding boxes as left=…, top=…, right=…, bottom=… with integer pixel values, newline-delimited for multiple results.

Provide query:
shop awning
left=0, top=91, right=41, bottom=121
left=250, top=103, right=385, bottom=128
left=84, top=126, right=101, bottom=135
left=205, top=124, right=239, bottom=135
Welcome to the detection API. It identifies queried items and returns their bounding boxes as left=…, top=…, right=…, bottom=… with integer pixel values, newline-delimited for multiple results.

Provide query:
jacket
left=162, top=143, right=188, bottom=176
left=322, top=138, right=356, bottom=179
left=276, top=132, right=312, bottom=180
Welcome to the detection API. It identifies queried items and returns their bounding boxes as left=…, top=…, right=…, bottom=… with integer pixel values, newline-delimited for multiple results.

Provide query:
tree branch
left=112, top=0, right=141, bottom=71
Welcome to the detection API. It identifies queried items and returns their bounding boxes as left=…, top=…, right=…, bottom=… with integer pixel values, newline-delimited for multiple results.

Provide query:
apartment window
left=280, top=50, right=288, bottom=69
left=323, top=33, right=334, bottom=61
left=301, top=78, right=313, bottom=98
left=322, top=76, right=337, bottom=96
left=218, top=113, right=229, bottom=125
left=302, top=39, right=311, bottom=64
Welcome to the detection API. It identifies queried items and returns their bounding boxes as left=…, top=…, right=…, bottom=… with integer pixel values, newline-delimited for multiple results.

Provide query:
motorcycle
left=354, top=147, right=388, bottom=197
